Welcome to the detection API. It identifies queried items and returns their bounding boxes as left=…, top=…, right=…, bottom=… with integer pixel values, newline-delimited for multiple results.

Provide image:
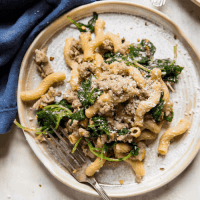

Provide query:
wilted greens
left=77, top=76, right=102, bottom=108
left=87, top=116, right=110, bottom=138
left=68, top=12, right=98, bottom=32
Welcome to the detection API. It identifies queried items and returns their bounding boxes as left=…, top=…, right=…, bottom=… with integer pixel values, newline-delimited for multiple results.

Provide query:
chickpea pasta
left=17, top=13, right=190, bottom=184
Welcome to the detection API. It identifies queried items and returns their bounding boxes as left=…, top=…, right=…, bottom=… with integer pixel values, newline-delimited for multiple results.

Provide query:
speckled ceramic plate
left=17, top=1, right=200, bottom=198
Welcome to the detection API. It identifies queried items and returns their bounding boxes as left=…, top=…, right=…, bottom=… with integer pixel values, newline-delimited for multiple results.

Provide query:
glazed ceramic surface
left=17, top=2, right=200, bottom=197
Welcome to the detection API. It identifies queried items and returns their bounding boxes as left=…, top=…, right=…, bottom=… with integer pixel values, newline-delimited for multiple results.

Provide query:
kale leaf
left=55, top=99, right=73, bottom=111
left=131, top=142, right=139, bottom=156
left=68, top=12, right=98, bottom=32
left=77, top=76, right=102, bottom=108
left=150, top=91, right=164, bottom=122
left=140, top=39, right=156, bottom=57
left=87, top=116, right=110, bottom=138
left=164, top=105, right=174, bottom=122
left=103, top=52, right=122, bottom=64
left=150, top=92, right=174, bottom=122
left=117, top=128, right=131, bottom=136
left=103, top=142, right=117, bottom=152
left=103, top=39, right=155, bottom=66
left=150, top=59, right=184, bottom=83
left=70, top=108, right=86, bottom=125
left=36, top=100, right=73, bottom=132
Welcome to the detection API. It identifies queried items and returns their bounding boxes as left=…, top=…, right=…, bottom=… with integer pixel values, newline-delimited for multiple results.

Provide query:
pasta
left=19, top=13, right=190, bottom=184
left=158, top=119, right=190, bottom=155
left=85, top=152, right=107, bottom=176
left=63, top=38, right=80, bottom=90
left=134, top=81, right=162, bottom=127
left=20, top=72, right=66, bottom=101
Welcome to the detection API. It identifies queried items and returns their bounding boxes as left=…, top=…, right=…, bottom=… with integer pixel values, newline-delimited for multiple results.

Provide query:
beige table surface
left=1, top=0, right=200, bottom=199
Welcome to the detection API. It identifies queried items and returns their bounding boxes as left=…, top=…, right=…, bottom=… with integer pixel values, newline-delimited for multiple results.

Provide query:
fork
left=150, top=0, right=166, bottom=6
left=42, top=125, right=111, bottom=200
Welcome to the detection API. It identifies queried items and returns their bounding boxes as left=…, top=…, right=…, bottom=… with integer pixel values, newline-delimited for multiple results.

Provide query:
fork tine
left=50, top=126, right=84, bottom=166
left=58, top=125, right=86, bottom=162
left=44, top=130, right=82, bottom=170
left=42, top=132, right=76, bottom=171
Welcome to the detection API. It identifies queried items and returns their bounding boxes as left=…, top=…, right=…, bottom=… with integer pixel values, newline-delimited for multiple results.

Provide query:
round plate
left=17, top=1, right=200, bottom=197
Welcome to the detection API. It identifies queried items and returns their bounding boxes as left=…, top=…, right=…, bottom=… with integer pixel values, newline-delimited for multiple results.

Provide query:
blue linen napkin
left=0, top=0, right=99, bottom=134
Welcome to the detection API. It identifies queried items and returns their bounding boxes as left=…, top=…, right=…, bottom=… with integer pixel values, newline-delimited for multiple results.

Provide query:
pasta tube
left=134, top=81, right=162, bottom=127
left=135, top=130, right=157, bottom=142
left=63, top=37, right=74, bottom=68
left=20, top=72, right=66, bottom=101
left=104, top=32, right=122, bottom=53
left=115, top=143, right=132, bottom=154
left=158, top=119, right=190, bottom=155
left=85, top=152, right=107, bottom=176
left=125, top=160, right=145, bottom=182
left=128, top=67, right=146, bottom=88
left=85, top=93, right=111, bottom=118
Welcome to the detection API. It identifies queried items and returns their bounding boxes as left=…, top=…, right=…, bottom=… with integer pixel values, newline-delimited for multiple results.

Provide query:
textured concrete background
left=0, top=0, right=200, bottom=199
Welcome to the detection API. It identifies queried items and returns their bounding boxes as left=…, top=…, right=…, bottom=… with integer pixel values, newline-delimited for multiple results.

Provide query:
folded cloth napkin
left=0, top=0, right=99, bottom=134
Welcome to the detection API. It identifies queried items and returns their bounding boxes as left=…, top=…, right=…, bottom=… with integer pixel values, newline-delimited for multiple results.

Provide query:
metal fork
left=42, top=125, right=111, bottom=200
left=150, top=0, right=166, bottom=6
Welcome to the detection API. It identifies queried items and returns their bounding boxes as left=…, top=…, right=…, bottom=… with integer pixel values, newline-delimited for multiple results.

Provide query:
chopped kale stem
left=72, top=137, right=83, bottom=153
left=87, top=141, right=139, bottom=161
left=67, top=12, right=98, bottom=32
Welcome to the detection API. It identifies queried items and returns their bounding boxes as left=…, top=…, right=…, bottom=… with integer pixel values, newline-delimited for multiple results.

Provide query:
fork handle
left=88, top=180, right=111, bottom=200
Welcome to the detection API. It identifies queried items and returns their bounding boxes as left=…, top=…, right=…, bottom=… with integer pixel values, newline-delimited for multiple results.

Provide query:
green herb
left=103, top=39, right=155, bottom=70
left=131, top=142, right=139, bottom=156
left=14, top=119, right=41, bottom=133
left=70, top=108, right=86, bottom=125
left=150, top=91, right=164, bottom=122
left=174, top=44, right=177, bottom=60
left=72, top=137, right=83, bottom=153
left=103, top=52, right=122, bottom=64
left=87, top=116, right=110, bottom=139
left=137, top=56, right=151, bottom=64
left=103, top=142, right=117, bottom=152
left=37, top=103, right=72, bottom=132
left=87, top=141, right=139, bottom=162
left=164, top=105, right=174, bottom=122
left=55, top=99, right=73, bottom=111
left=117, top=128, right=130, bottom=136
left=150, top=59, right=184, bottom=83
left=100, top=145, right=105, bottom=166
left=128, top=44, right=140, bottom=57
left=87, top=141, right=133, bottom=161
left=77, top=76, right=102, bottom=108
left=67, top=12, right=98, bottom=32
left=150, top=92, right=174, bottom=122
left=140, top=39, right=156, bottom=56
